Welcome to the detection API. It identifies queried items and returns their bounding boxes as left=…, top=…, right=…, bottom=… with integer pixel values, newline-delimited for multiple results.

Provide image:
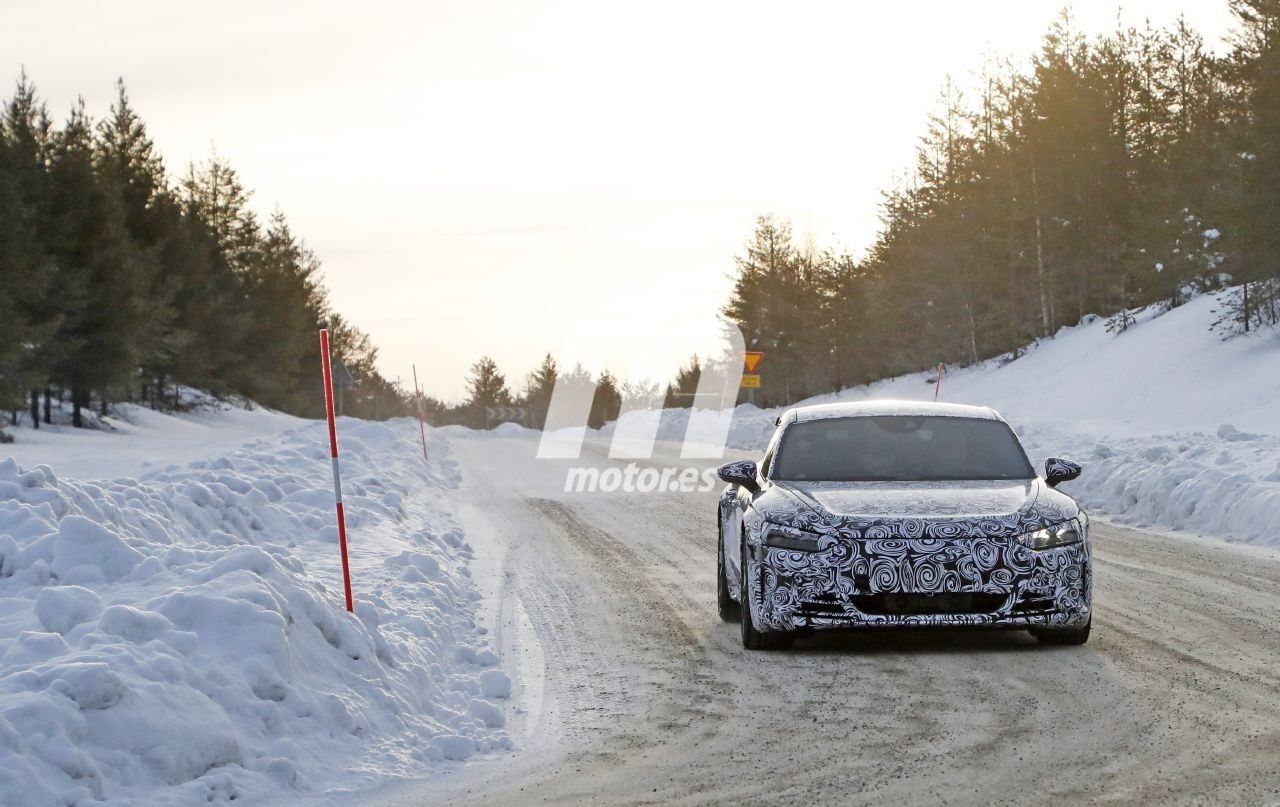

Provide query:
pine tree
left=326, top=313, right=387, bottom=418
left=589, top=369, right=623, bottom=429
left=237, top=211, right=328, bottom=411
left=95, top=80, right=165, bottom=235
left=464, top=356, right=511, bottom=426
left=1227, top=0, right=1280, bottom=327
left=45, top=99, right=147, bottom=425
left=2, top=72, right=58, bottom=419
left=94, top=79, right=180, bottom=392
left=523, top=353, right=559, bottom=429
left=0, top=134, right=51, bottom=419
left=823, top=251, right=876, bottom=388
left=179, top=153, right=261, bottom=394
left=723, top=216, right=814, bottom=406
left=157, top=200, right=240, bottom=402
left=180, top=152, right=259, bottom=272
left=663, top=354, right=702, bottom=408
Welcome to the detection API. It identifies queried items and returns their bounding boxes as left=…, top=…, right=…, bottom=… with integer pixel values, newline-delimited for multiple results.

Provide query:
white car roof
left=786, top=400, right=1003, bottom=423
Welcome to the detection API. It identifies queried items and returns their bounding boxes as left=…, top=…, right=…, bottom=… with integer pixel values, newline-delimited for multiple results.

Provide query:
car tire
left=1032, top=618, right=1091, bottom=646
left=741, top=541, right=791, bottom=651
left=717, top=517, right=740, bottom=623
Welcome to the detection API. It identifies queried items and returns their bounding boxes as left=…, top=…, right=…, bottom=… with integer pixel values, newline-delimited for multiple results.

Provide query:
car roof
left=784, top=400, right=1004, bottom=424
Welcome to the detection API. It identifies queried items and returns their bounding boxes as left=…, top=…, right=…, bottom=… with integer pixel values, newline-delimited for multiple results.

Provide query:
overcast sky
left=8, top=1, right=1236, bottom=400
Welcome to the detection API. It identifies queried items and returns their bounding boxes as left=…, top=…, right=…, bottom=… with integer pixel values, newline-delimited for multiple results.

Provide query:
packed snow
left=0, top=408, right=511, bottom=805
left=624, top=287, right=1280, bottom=547
left=0, top=390, right=302, bottom=482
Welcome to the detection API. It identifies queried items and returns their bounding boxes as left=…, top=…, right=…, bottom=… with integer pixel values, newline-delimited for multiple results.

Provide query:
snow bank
left=0, top=393, right=303, bottom=482
left=0, top=416, right=510, bottom=805
left=1014, top=423, right=1280, bottom=545
left=770, top=291, right=1279, bottom=433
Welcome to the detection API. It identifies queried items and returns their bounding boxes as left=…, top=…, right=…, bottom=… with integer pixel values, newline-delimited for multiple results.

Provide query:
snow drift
left=0, top=416, right=509, bottom=805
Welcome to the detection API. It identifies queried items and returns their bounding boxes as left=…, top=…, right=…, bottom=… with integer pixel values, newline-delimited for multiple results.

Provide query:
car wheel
left=740, top=541, right=790, bottom=651
left=717, top=517, right=740, bottom=623
left=1031, top=618, right=1091, bottom=646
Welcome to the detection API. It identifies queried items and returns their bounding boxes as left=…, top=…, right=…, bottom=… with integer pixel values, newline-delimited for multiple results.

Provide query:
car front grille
left=850, top=592, right=1008, bottom=616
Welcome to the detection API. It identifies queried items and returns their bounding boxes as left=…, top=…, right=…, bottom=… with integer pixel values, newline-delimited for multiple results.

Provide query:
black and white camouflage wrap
left=1045, top=456, right=1083, bottom=485
left=717, top=459, right=759, bottom=486
left=718, top=402, right=1091, bottom=634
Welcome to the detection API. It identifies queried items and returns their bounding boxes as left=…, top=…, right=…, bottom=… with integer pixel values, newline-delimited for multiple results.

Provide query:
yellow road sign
left=741, top=374, right=761, bottom=388
left=743, top=351, right=764, bottom=373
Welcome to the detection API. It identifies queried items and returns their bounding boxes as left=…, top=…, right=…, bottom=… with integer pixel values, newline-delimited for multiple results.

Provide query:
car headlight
left=763, top=523, right=825, bottom=552
left=1019, top=518, right=1083, bottom=551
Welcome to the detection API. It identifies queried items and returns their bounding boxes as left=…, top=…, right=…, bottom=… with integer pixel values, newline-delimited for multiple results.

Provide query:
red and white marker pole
left=319, top=329, right=355, bottom=613
left=412, top=363, right=429, bottom=465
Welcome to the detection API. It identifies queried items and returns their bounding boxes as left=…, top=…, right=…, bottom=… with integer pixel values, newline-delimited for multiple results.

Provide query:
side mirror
left=1045, top=457, right=1082, bottom=488
left=717, top=460, right=760, bottom=492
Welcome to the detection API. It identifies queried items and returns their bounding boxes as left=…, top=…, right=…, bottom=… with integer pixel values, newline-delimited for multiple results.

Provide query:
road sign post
left=331, top=360, right=354, bottom=416
left=319, top=329, right=355, bottom=613
left=412, top=364, right=429, bottom=464
left=486, top=405, right=528, bottom=425
left=741, top=351, right=765, bottom=405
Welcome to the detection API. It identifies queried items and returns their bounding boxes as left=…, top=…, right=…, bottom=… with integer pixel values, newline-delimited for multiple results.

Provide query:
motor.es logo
left=537, top=322, right=749, bottom=493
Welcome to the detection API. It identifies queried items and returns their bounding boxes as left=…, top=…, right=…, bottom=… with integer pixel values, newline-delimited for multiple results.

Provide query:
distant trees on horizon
left=424, top=353, right=627, bottom=430
left=0, top=74, right=407, bottom=431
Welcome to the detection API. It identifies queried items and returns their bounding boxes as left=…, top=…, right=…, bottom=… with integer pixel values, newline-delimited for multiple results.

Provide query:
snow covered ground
left=0, top=407, right=511, bottom=805
left=0, top=396, right=303, bottom=482
left=629, top=288, right=1280, bottom=547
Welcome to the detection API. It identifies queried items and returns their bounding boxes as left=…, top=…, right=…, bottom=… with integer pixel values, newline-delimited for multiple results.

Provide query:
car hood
left=757, top=478, right=1080, bottom=540
left=785, top=479, right=1037, bottom=519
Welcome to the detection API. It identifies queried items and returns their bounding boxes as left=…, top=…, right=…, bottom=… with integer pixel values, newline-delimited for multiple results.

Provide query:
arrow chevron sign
left=486, top=406, right=529, bottom=423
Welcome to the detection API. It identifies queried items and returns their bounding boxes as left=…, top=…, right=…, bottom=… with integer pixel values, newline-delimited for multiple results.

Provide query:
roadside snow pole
left=412, top=363, right=429, bottom=465
left=934, top=362, right=946, bottom=401
left=319, top=329, right=355, bottom=613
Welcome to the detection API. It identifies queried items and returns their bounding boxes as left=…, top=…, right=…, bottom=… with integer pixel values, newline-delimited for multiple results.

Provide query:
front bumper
left=747, top=535, right=1091, bottom=632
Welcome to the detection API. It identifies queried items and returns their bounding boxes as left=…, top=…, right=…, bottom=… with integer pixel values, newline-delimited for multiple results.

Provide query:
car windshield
left=772, top=415, right=1034, bottom=482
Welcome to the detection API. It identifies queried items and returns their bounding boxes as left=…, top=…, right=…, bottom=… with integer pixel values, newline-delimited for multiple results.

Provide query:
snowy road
left=374, top=435, right=1280, bottom=806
